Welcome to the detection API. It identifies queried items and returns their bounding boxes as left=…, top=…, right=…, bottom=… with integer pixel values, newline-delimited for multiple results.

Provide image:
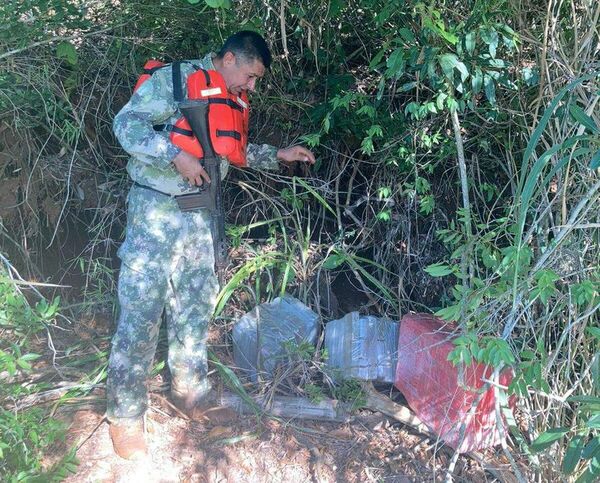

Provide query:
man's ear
left=223, top=51, right=236, bottom=66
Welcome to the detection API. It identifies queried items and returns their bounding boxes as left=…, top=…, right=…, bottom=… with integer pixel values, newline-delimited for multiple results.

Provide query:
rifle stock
left=178, top=100, right=228, bottom=286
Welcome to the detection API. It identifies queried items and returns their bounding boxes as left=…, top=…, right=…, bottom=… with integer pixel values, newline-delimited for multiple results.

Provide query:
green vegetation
left=0, top=0, right=598, bottom=480
left=0, top=272, right=79, bottom=480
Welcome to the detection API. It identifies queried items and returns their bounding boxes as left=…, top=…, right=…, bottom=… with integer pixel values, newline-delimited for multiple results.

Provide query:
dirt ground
left=55, top=392, right=504, bottom=483
left=34, top=313, right=516, bottom=483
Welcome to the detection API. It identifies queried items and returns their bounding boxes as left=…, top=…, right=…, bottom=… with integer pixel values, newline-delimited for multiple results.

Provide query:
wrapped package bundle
left=325, top=312, right=399, bottom=383
left=233, top=296, right=319, bottom=382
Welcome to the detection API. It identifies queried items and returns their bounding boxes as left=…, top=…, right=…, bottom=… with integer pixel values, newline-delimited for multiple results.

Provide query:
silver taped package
left=324, top=312, right=399, bottom=383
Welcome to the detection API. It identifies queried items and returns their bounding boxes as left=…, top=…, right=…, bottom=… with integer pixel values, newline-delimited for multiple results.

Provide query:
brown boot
left=171, top=391, right=238, bottom=424
left=109, top=420, right=148, bottom=460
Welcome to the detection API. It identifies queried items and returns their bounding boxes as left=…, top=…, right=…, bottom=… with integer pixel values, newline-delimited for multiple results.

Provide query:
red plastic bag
left=395, top=313, right=514, bottom=453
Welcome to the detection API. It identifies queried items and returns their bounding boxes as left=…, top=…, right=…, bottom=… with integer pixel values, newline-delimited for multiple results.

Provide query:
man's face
left=220, top=52, right=265, bottom=96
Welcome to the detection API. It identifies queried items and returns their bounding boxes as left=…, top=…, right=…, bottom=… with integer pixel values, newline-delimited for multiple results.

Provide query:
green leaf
left=398, top=28, right=415, bottom=43
left=587, top=414, right=600, bottom=429
left=484, top=74, right=496, bottom=105
left=472, top=68, right=483, bottom=94
left=151, top=360, right=165, bottom=377
left=424, top=262, right=454, bottom=277
left=369, top=42, right=390, bottom=70
left=386, top=49, right=405, bottom=78
left=439, top=54, right=469, bottom=85
left=592, top=354, right=600, bottom=394
left=448, top=345, right=472, bottom=366
left=361, top=136, right=374, bottom=154
left=530, top=428, right=569, bottom=453
left=329, top=0, right=344, bottom=17
left=16, top=358, right=32, bottom=371
left=300, top=133, right=321, bottom=148
left=208, top=350, right=260, bottom=412
left=568, top=395, right=600, bottom=405
left=591, top=150, right=600, bottom=169
left=435, top=303, right=461, bottom=321
left=419, top=194, right=435, bottom=215
left=56, top=42, right=78, bottom=65
left=569, top=104, right=599, bottom=133
left=465, top=31, right=476, bottom=55
left=575, top=455, right=600, bottom=483
left=563, top=435, right=585, bottom=475
left=377, top=210, right=391, bottom=222
left=398, top=81, right=417, bottom=92
left=295, top=177, right=337, bottom=216
left=20, top=353, right=41, bottom=362
left=582, top=437, right=600, bottom=459
left=439, top=54, right=456, bottom=83
left=376, top=77, right=386, bottom=101
left=214, top=253, right=280, bottom=315
left=322, top=254, right=345, bottom=270
left=522, top=66, right=540, bottom=87
left=206, top=0, right=231, bottom=8
left=487, top=58, right=509, bottom=69
left=581, top=436, right=600, bottom=466
left=367, top=124, right=383, bottom=137
left=343, top=256, right=394, bottom=303
left=446, top=96, right=459, bottom=112
left=436, top=92, right=448, bottom=110
left=517, top=73, right=598, bottom=229
left=572, top=280, right=597, bottom=306
left=480, top=27, right=499, bottom=58
left=587, top=327, right=600, bottom=341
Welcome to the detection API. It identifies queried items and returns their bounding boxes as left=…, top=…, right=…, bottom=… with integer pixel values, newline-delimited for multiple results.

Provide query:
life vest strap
left=208, top=98, right=245, bottom=112
left=200, top=68, right=211, bottom=86
left=156, top=125, right=242, bottom=141
left=216, top=129, right=242, bottom=140
left=154, top=124, right=194, bottom=137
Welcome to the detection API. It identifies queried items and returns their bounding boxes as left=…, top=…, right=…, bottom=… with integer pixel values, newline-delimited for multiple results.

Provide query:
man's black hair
left=217, top=30, right=272, bottom=69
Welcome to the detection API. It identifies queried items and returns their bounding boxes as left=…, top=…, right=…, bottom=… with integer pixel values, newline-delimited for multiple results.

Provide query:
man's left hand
left=277, top=145, right=316, bottom=164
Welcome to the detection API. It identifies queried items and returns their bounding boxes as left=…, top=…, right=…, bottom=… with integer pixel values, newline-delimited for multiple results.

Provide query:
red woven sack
left=395, top=313, right=515, bottom=453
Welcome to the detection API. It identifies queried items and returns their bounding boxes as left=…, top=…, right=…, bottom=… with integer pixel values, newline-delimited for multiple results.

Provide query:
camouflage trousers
left=106, top=184, right=219, bottom=423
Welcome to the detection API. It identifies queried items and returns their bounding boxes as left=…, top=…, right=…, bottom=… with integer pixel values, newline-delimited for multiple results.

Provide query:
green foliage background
left=0, top=0, right=598, bottom=480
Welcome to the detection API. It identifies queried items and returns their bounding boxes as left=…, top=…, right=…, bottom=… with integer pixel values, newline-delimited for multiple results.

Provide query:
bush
left=0, top=269, right=78, bottom=481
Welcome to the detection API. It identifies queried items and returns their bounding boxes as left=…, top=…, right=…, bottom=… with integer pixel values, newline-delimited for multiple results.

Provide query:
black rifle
left=176, top=100, right=227, bottom=286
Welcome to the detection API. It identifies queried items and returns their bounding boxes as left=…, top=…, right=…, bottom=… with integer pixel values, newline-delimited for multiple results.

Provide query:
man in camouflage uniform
left=108, top=31, right=315, bottom=459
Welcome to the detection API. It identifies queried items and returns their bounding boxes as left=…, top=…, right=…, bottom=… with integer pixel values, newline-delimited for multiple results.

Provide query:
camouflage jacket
left=113, top=53, right=279, bottom=195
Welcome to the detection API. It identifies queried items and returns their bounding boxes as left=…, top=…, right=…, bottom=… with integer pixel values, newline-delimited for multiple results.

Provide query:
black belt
left=132, top=181, right=209, bottom=211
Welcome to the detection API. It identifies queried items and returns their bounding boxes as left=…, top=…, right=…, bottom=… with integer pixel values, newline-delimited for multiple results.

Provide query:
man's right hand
left=172, top=150, right=211, bottom=186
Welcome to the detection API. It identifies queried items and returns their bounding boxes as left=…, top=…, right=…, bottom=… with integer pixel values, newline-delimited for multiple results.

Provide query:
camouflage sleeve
left=113, top=67, right=181, bottom=168
left=245, top=143, right=280, bottom=171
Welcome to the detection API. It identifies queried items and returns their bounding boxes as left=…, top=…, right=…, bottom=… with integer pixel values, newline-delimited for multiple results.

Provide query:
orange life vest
left=133, top=60, right=166, bottom=93
left=133, top=60, right=249, bottom=167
